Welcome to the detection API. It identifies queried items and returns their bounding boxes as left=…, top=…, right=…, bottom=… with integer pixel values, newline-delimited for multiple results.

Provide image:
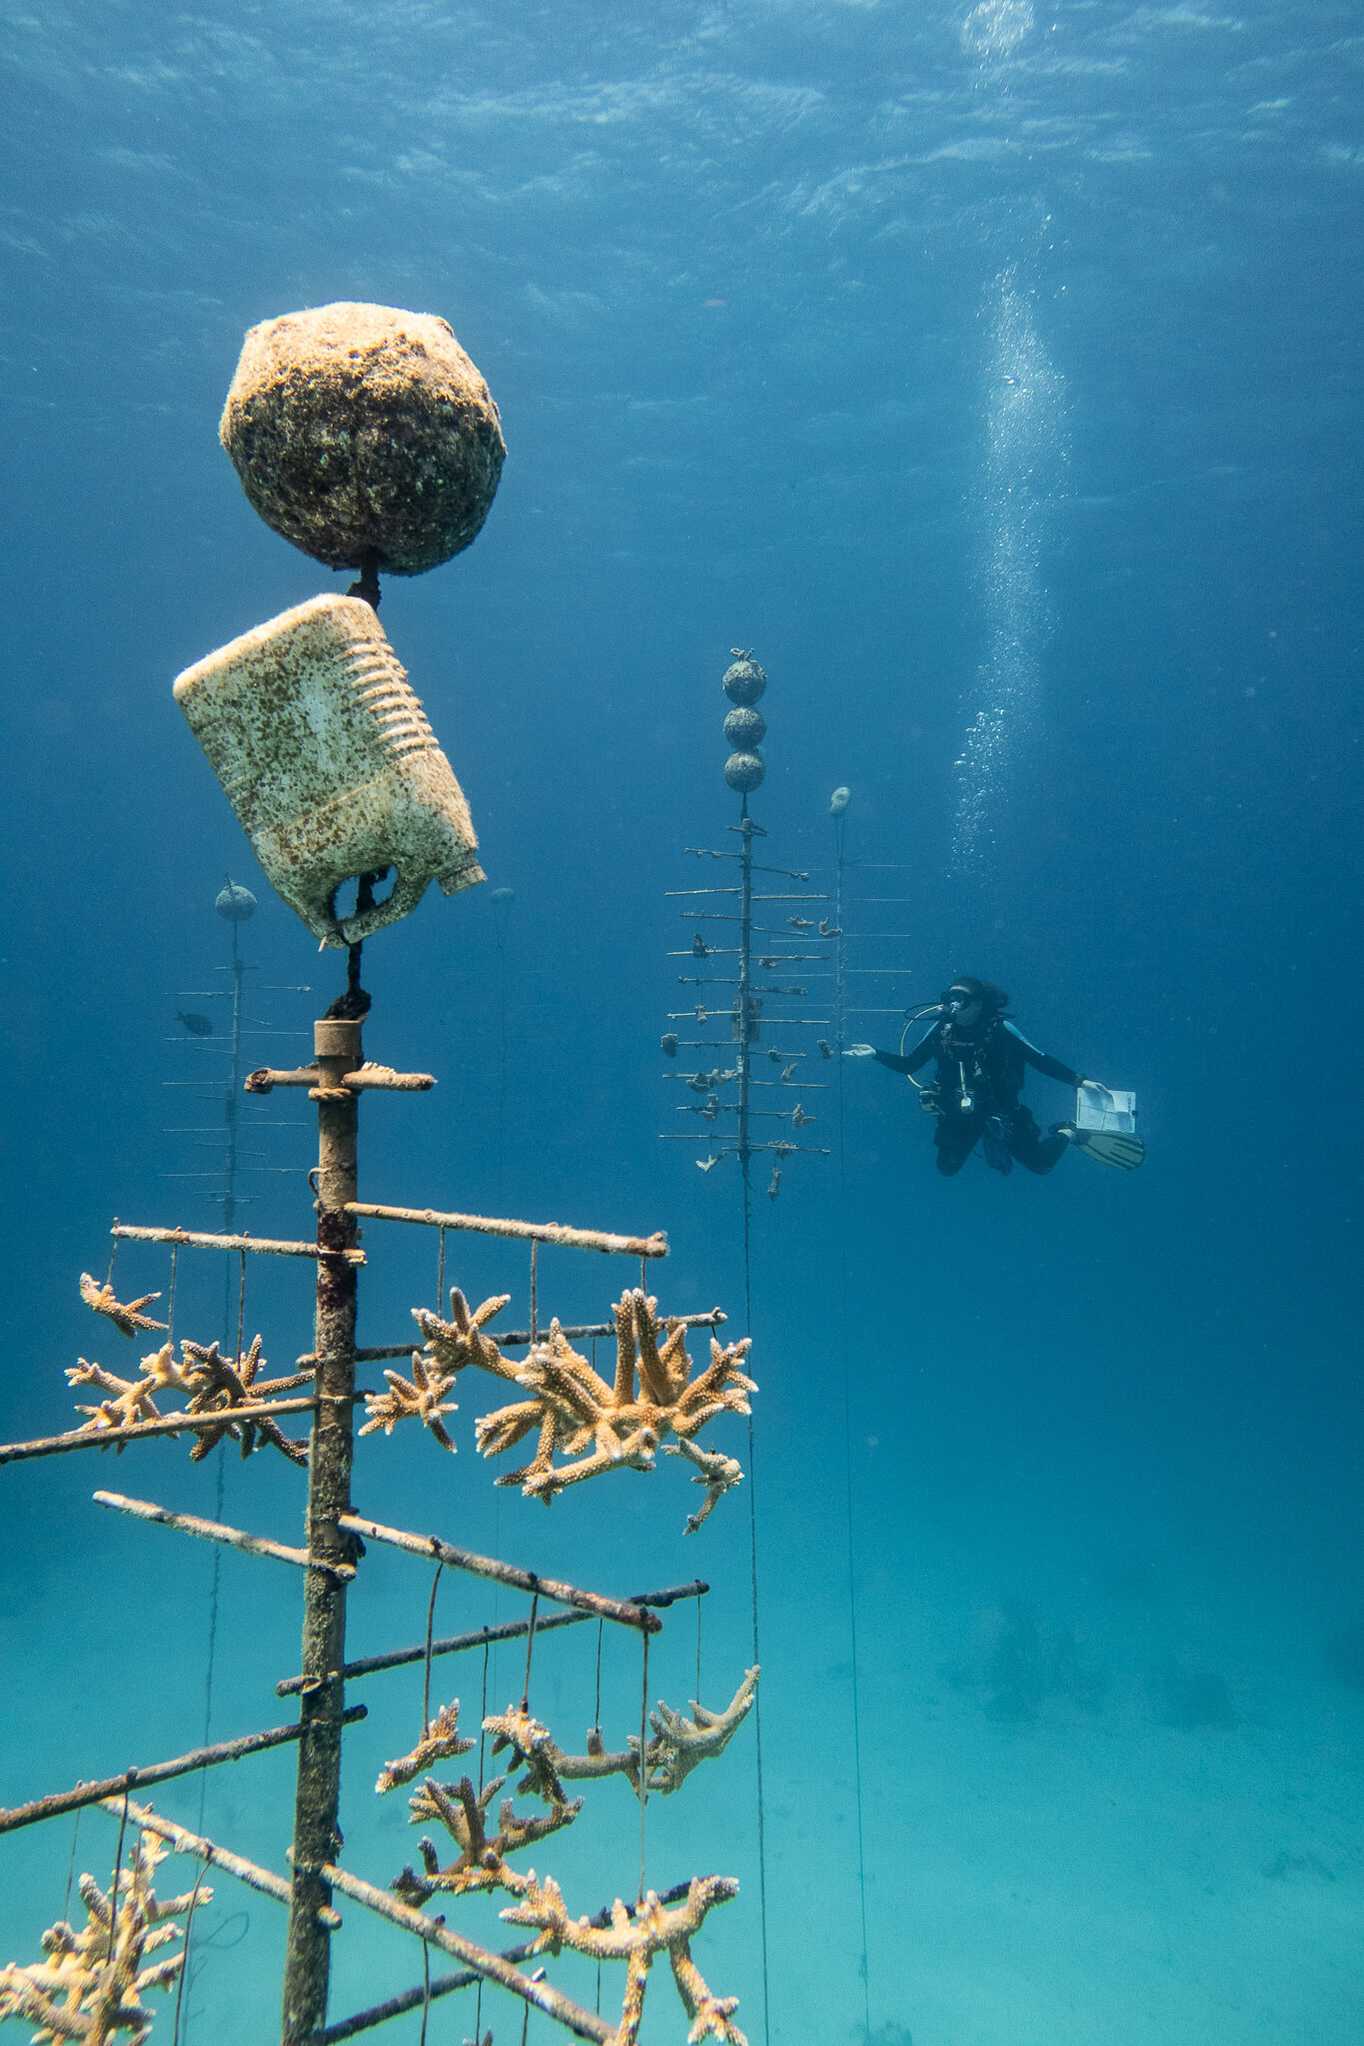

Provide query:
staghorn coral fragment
left=483, top=1703, right=571, bottom=1809
left=411, top=1289, right=516, bottom=1385
left=665, top=1437, right=744, bottom=1534
left=178, top=1336, right=306, bottom=1467
left=0, top=1829, right=210, bottom=2045
left=428, top=1288, right=754, bottom=1529
left=67, top=1358, right=163, bottom=1439
left=65, top=1336, right=305, bottom=1467
left=639, top=1667, right=760, bottom=1796
left=359, top=1350, right=459, bottom=1452
left=375, top=1701, right=474, bottom=1794
left=499, top=1870, right=743, bottom=2046
left=393, top=1772, right=580, bottom=1903
left=79, top=1275, right=168, bottom=1341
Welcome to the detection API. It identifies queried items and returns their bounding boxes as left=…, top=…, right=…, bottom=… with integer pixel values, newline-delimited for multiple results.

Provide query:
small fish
left=177, top=1010, right=214, bottom=1036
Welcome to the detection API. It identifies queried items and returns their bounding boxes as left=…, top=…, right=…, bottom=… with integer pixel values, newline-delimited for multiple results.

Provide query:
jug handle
left=334, top=869, right=430, bottom=946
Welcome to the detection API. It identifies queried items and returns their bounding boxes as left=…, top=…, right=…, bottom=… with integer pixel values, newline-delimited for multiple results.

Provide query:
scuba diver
left=845, top=976, right=1145, bottom=1177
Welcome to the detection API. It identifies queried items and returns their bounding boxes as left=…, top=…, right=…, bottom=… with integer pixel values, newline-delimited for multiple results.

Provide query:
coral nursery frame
left=0, top=1011, right=757, bottom=2046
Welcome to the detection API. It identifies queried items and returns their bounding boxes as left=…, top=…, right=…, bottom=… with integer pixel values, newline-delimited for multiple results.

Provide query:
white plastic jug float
left=173, top=594, right=483, bottom=946
left=174, top=299, right=506, bottom=946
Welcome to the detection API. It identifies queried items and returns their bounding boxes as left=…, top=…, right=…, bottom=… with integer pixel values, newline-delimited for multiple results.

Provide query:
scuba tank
left=897, top=984, right=1008, bottom=1116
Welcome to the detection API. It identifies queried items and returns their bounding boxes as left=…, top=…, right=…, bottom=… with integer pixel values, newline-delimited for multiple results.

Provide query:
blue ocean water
left=2, top=2, right=1361, bottom=2041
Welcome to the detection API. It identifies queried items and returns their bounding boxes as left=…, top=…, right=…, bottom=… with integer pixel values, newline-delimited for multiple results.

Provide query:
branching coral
left=393, top=1773, right=581, bottom=1903
left=500, top=1871, right=745, bottom=2046
left=410, top=1287, right=755, bottom=1530
left=0, top=1830, right=210, bottom=2044
left=359, top=1350, right=460, bottom=1451
left=382, top=1671, right=754, bottom=2039
left=483, top=1703, right=571, bottom=1808
left=665, top=1437, right=744, bottom=1533
left=79, top=1276, right=167, bottom=1341
left=65, top=1334, right=306, bottom=1466
left=375, top=1701, right=475, bottom=1794
left=413, top=1288, right=515, bottom=1386
left=637, top=1668, right=760, bottom=1795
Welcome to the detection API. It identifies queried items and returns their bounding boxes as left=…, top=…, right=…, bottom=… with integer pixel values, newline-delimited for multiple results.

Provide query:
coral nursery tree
left=0, top=302, right=759, bottom=2046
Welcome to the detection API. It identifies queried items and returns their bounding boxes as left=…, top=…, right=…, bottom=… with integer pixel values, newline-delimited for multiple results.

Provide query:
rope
left=171, top=1860, right=211, bottom=2046
left=744, top=1389, right=769, bottom=2046
left=166, top=1244, right=179, bottom=1344
left=106, top=1792, right=130, bottom=1962
left=436, top=1226, right=447, bottom=1312
left=478, top=1641, right=490, bottom=1790
left=196, top=1244, right=243, bottom=1838
left=520, top=1593, right=540, bottom=1711
left=637, top=1628, right=650, bottom=1904
left=234, top=1251, right=246, bottom=1361
left=593, top=1619, right=604, bottom=1731
left=61, top=1810, right=81, bottom=1920
left=833, top=814, right=873, bottom=2040
left=528, top=1241, right=539, bottom=1345
left=736, top=784, right=770, bottom=2046
left=418, top=1944, right=431, bottom=2046
left=421, top=1561, right=444, bottom=1731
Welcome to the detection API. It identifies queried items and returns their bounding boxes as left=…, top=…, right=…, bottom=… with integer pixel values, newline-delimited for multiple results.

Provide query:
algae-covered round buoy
left=723, top=706, right=766, bottom=748
left=722, top=655, right=767, bottom=707
left=220, top=301, right=506, bottom=576
left=215, top=879, right=257, bottom=920
left=724, top=749, right=765, bottom=793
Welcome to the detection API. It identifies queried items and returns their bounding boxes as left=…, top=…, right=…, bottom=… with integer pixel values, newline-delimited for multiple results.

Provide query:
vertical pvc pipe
left=281, top=1015, right=361, bottom=2042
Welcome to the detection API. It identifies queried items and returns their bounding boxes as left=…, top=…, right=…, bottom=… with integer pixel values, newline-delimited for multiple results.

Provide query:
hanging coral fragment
left=388, top=1286, right=755, bottom=1529
left=0, top=1830, right=211, bottom=2046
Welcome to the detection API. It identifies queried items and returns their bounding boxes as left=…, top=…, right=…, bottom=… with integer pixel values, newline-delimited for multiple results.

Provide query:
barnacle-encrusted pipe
left=0, top=1709, right=367, bottom=1836
left=282, top=1016, right=363, bottom=2043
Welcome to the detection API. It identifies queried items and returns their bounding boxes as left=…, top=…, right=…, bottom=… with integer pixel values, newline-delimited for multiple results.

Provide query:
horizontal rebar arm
left=0, top=1397, right=325, bottom=1467
left=0, top=1708, right=366, bottom=1836
left=100, top=1797, right=341, bottom=1929
left=276, top=1579, right=708, bottom=1696
left=311, top=1880, right=696, bottom=2044
left=658, top=1135, right=832, bottom=1155
left=338, top=1514, right=661, bottom=1633
left=345, top=1201, right=667, bottom=1260
left=94, top=1492, right=356, bottom=1581
left=112, top=1222, right=364, bottom=1265
left=244, top=1065, right=435, bottom=1094
left=303, top=1315, right=727, bottom=1378
left=484, top=1308, right=725, bottom=1348
left=664, top=888, right=829, bottom=901
left=683, top=851, right=811, bottom=877
left=305, top=1861, right=613, bottom=2045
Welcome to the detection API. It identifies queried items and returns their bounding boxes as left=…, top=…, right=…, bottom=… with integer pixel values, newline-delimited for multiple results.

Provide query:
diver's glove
left=843, top=1044, right=876, bottom=1058
left=1077, top=1077, right=1112, bottom=1102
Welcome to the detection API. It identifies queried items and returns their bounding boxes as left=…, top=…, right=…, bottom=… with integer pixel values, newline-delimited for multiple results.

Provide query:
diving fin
left=1071, top=1127, right=1145, bottom=1171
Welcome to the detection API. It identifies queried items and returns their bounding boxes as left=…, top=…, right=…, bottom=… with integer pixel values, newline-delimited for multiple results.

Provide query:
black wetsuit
left=875, top=1016, right=1081, bottom=1177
